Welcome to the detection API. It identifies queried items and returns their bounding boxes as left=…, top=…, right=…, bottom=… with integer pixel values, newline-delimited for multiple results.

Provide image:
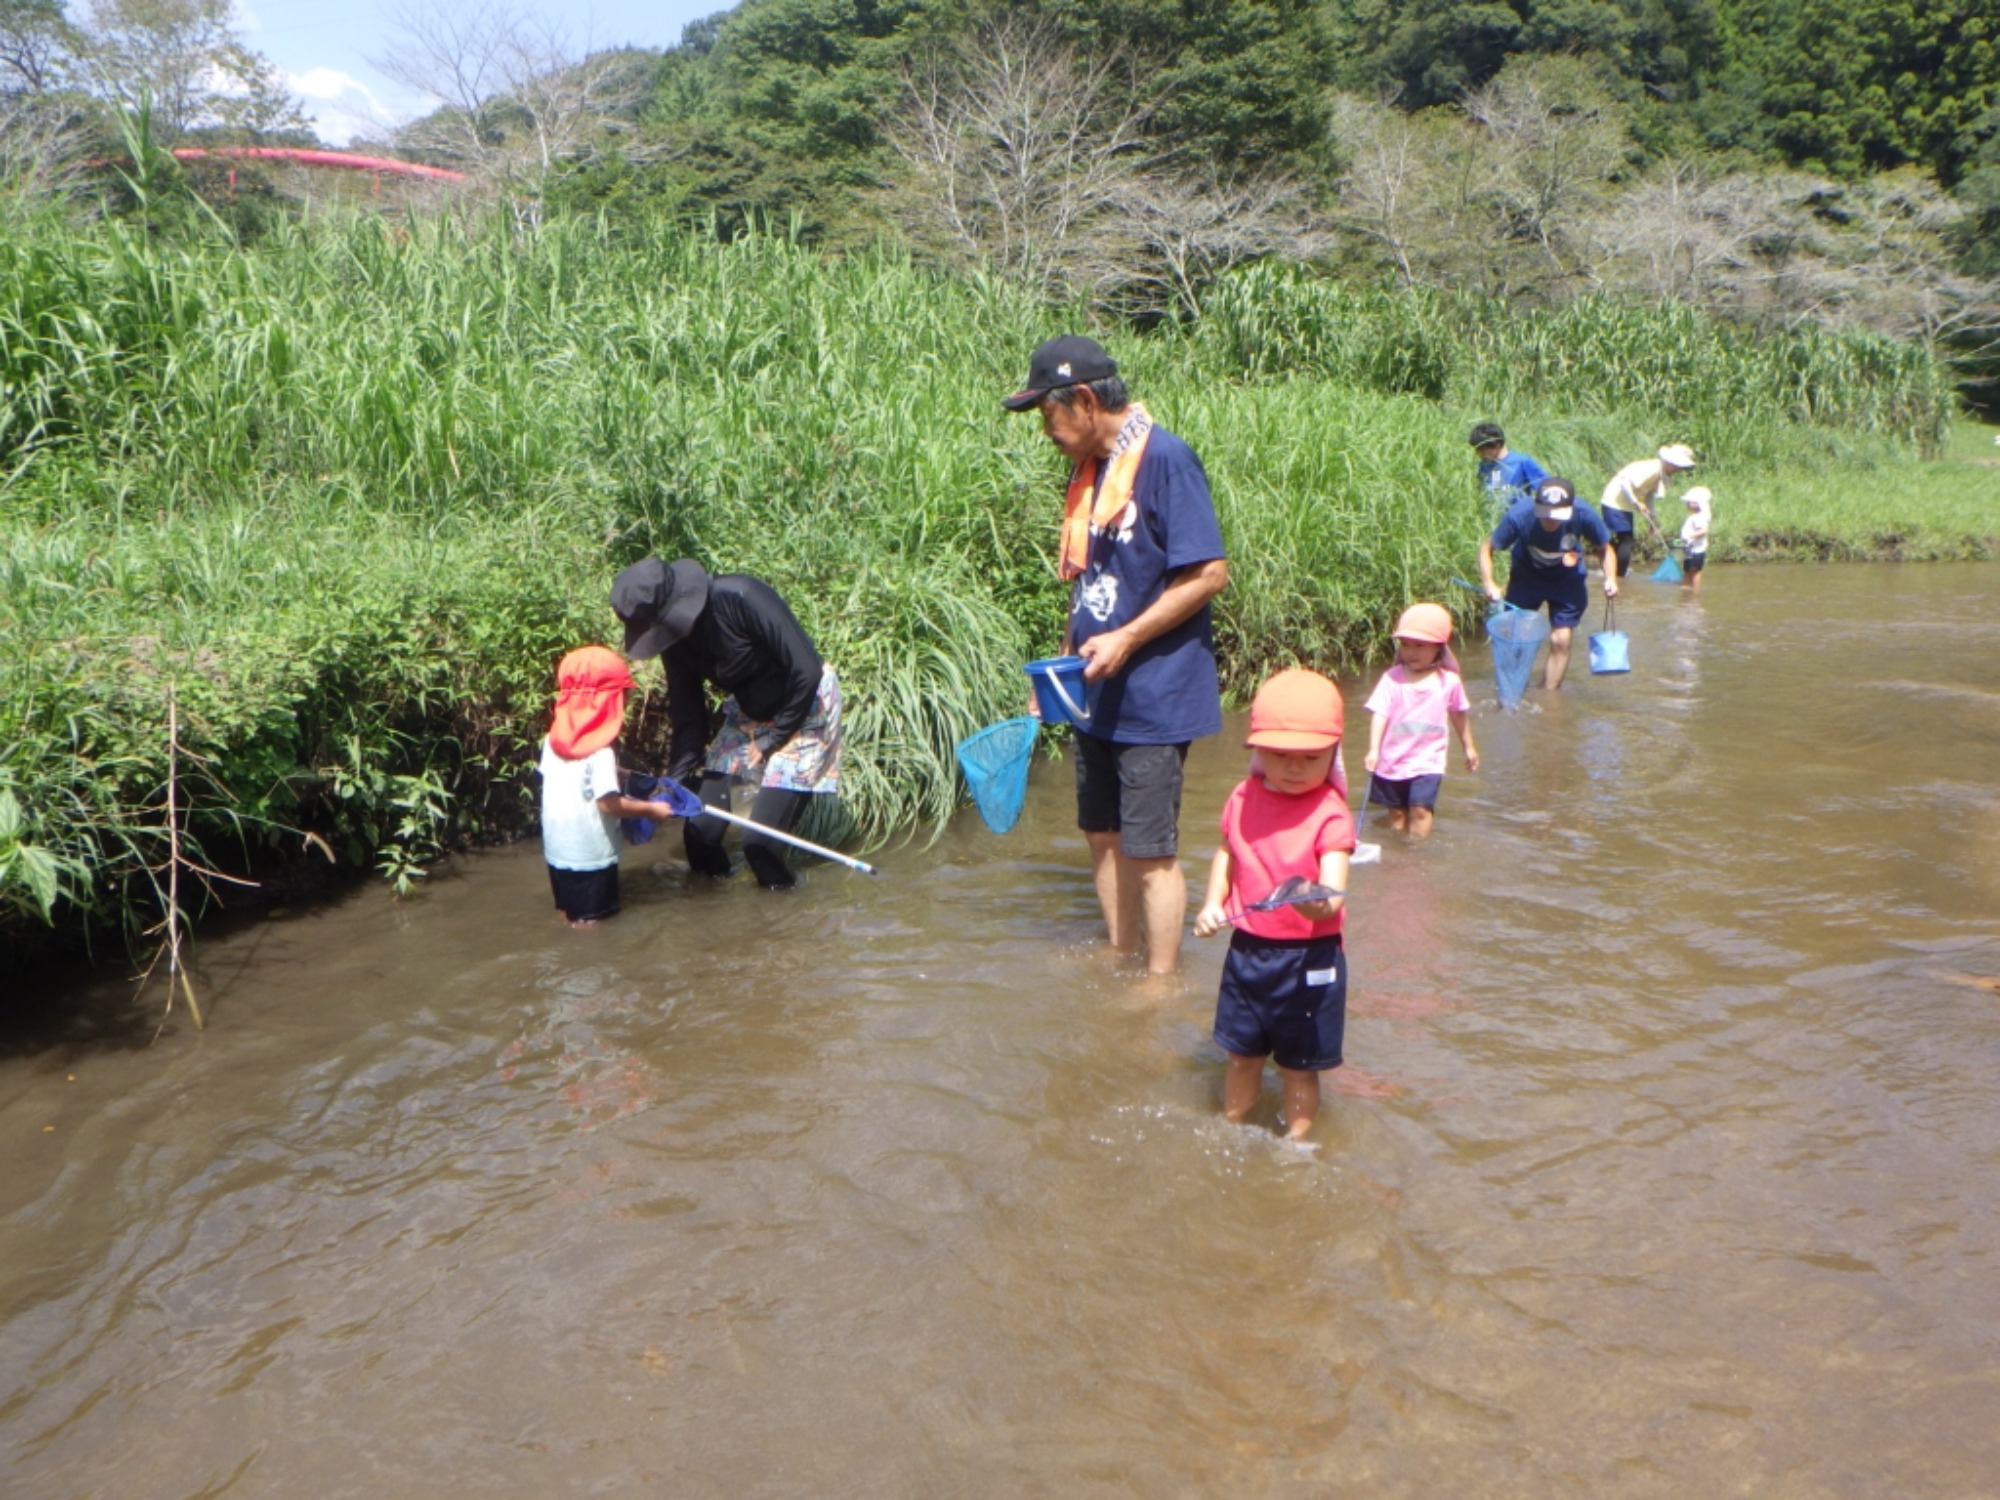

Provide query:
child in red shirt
left=1194, top=668, right=1354, bottom=1140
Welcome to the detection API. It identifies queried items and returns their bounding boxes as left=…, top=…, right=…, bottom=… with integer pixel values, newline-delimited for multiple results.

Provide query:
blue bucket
left=1589, top=630, right=1631, bottom=674
left=1025, top=655, right=1091, bottom=728
left=1589, top=600, right=1631, bottom=675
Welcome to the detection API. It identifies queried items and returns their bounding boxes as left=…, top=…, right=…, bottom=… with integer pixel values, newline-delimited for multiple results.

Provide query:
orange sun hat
left=548, top=645, right=636, bottom=760
left=1245, top=667, right=1344, bottom=751
left=1393, top=602, right=1453, bottom=644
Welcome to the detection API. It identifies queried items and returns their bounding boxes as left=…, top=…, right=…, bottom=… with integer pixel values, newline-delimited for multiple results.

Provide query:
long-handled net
left=1652, top=547, right=1685, bottom=583
left=1487, top=600, right=1550, bottom=711
left=955, top=716, right=1039, bottom=834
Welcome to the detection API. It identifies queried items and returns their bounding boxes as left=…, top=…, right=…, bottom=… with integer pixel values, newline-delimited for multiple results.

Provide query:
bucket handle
left=1045, top=663, right=1090, bottom=723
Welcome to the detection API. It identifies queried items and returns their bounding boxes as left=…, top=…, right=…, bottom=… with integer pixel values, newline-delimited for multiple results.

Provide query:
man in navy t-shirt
left=1469, top=421, right=1548, bottom=519
left=1003, top=335, right=1229, bottom=976
left=1477, top=475, right=1618, bottom=692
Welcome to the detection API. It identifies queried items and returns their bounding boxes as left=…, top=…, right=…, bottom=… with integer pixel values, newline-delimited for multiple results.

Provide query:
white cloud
left=293, top=67, right=373, bottom=103
left=286, top=66, right=396, bottom=145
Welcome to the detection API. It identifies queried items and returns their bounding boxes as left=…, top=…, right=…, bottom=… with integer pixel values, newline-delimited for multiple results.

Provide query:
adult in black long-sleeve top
left=613, top=557, right=840, bottom=889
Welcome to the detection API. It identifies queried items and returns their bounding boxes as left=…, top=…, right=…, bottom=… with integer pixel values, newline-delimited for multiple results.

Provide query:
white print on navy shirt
left=1072, top=500, right=1139, bottom=623
left=1526, top=523, right=1588, bottom=567
left=1076, top=570, right=1121, bottom=623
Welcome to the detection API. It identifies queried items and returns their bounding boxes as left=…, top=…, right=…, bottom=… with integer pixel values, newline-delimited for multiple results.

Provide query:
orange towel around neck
left=1057, top=404, right=1153, bottom=581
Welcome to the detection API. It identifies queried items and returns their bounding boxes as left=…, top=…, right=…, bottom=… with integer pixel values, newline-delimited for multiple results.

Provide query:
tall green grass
left=0, top=212, right=1981, bottom=956
left=1193, top=262, right=1955, bottom=453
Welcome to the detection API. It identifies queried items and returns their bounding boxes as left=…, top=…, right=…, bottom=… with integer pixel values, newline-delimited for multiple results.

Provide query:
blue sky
left=236, top=2, right=729, bottom=144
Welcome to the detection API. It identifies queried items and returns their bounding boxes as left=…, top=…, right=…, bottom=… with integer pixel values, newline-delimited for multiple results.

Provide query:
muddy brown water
left=4, top=564, right=1999, bottom=1498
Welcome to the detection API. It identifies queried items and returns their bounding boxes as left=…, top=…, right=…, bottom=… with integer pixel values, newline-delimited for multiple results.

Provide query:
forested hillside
left=523, top=0, right=1999, bottom=395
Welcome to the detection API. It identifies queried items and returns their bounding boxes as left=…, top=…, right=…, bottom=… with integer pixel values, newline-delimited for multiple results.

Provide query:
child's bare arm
left=1193, top=848, right=1233, bottom=938
left=1296, top=850, right=1350, bottom=922
left=596, top=793, right=684, bottom=821
left=1365, top=712, right=1387, bottom=772
left=1450, top=709, right=1479, bottom=772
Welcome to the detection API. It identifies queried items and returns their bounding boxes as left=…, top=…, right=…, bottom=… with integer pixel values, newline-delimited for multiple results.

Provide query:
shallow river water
left=4, top=563, right=2000, bottom=1498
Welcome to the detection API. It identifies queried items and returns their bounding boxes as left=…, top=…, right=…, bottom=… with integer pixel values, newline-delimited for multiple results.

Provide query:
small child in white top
left=1679, top=486, right=1712, bottom=593
left=1363, top=603, right=1479, bottom=840
left=539, top=645, right=683, bottom=927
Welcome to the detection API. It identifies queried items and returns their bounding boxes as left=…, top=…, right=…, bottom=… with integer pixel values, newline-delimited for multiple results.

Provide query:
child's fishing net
left=1652, top=549, right=1684, bottom=583
left=1486, top=602, right=1550, bottom=711
left=955, top=716, right=1038, bottom=834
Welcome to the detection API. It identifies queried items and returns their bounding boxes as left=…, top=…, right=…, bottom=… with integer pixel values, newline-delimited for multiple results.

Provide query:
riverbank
left=1, top=213, right=1985, bottom=962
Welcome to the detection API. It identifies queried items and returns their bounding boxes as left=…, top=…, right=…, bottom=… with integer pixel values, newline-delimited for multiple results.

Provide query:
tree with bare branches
left=884, top=11, right=1324, bottom=315
left=883, top=11, right=1156, bottom=304
left=371, top=1, right=650, bottom=198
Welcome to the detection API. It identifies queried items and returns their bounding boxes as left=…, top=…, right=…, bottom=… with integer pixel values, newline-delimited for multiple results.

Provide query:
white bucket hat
left=1658, top=443, right=1696, bottom=469
left=1683, top=485, right=1711, bottom=507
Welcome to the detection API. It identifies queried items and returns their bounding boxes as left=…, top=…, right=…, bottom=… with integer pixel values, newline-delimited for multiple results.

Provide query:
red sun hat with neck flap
left=549, top=645, right=635, bottom=760
left=1245, top=668, right=1344, bottom=752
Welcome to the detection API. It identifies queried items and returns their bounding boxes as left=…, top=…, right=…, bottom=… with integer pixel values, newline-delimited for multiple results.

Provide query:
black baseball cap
left=1532, top=476, right=1575, bottom=519
left=611, top=557, right=710, bottom=660
left=1469, top=422, right=1505, bottom=448
left=1002, top=335, right=1118, bottom=411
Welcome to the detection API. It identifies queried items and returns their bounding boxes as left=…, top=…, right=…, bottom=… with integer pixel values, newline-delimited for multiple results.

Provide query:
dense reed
left=0, top=213, right=1983, bottom=954
left=1193, top=262, right=1956, bottom=453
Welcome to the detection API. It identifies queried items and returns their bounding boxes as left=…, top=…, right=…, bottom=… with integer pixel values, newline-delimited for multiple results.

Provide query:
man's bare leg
left=1086, top=830, right=1140, bottom=955
left=1134, top=854, right=1186, bottom=975
left=1085, top=836, right=1184, bottom=973
left=1543, top=626, right=1574, bottom=690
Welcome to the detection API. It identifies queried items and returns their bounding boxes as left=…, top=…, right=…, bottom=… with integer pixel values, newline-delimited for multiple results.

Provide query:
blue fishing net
left=955, top=716, right=1039, bottom=834
left=1652, top=550, right=1684, bottom=583
left=1487, top=602, right=1551, bottom=711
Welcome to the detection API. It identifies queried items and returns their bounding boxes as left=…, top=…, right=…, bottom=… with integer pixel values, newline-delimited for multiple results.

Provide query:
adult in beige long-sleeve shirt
left=1599, top=443, right=1696, bottom=576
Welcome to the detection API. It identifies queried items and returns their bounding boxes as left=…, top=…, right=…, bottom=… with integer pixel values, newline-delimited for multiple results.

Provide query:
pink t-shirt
left=1220, top=776, right=1355, bottom=941
left=1365, top=664, right=1470, bottom=780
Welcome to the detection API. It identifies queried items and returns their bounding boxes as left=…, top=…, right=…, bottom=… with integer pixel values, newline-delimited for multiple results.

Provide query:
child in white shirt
left=1680, top=486, right=1712, bottom=594
left=540, top=646, right=683, bottom=927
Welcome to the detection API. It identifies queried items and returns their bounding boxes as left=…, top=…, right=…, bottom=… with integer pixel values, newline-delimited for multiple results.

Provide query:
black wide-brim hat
left=612, top=557, right=710, bottom=660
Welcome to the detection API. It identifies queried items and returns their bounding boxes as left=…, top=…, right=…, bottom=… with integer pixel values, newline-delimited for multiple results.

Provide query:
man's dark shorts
left=1505, top=571, right=1589, bottom=630
left=1213, top=931, right=1346, bottom=1071
left=1074, top=733, right=1189, bottom=860
left=1369, top=773, right=1443, bottom=811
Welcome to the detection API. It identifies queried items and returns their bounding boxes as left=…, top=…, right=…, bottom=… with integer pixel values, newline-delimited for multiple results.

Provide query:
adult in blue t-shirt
left=1003, top=334, right=1229, bottom=977
left=1469, top=421, right=1548, bottom=519
left=1476, top=475, right=1619, bottom=692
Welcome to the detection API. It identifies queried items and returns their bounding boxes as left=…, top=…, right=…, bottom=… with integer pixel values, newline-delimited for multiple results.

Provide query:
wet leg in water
left=1543, top=625, right=1575, bottom=690
left=1086, top=834, right=1184, bottom=975
left=1223, top=1055, right=1319, bottom=1139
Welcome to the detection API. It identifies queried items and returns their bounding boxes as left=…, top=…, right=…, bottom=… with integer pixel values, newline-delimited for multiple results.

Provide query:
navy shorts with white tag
left=1369, top=773, right=1443, bottom=810
left=1213, top=931, right=1346, bottom=1072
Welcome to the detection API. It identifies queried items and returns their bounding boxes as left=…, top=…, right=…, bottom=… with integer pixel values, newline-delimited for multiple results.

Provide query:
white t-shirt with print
left=539, top=739, right=620, bottom=871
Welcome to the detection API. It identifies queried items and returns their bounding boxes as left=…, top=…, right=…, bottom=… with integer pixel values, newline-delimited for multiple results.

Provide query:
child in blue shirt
left=1469, top=422, right=1548, bottom=519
